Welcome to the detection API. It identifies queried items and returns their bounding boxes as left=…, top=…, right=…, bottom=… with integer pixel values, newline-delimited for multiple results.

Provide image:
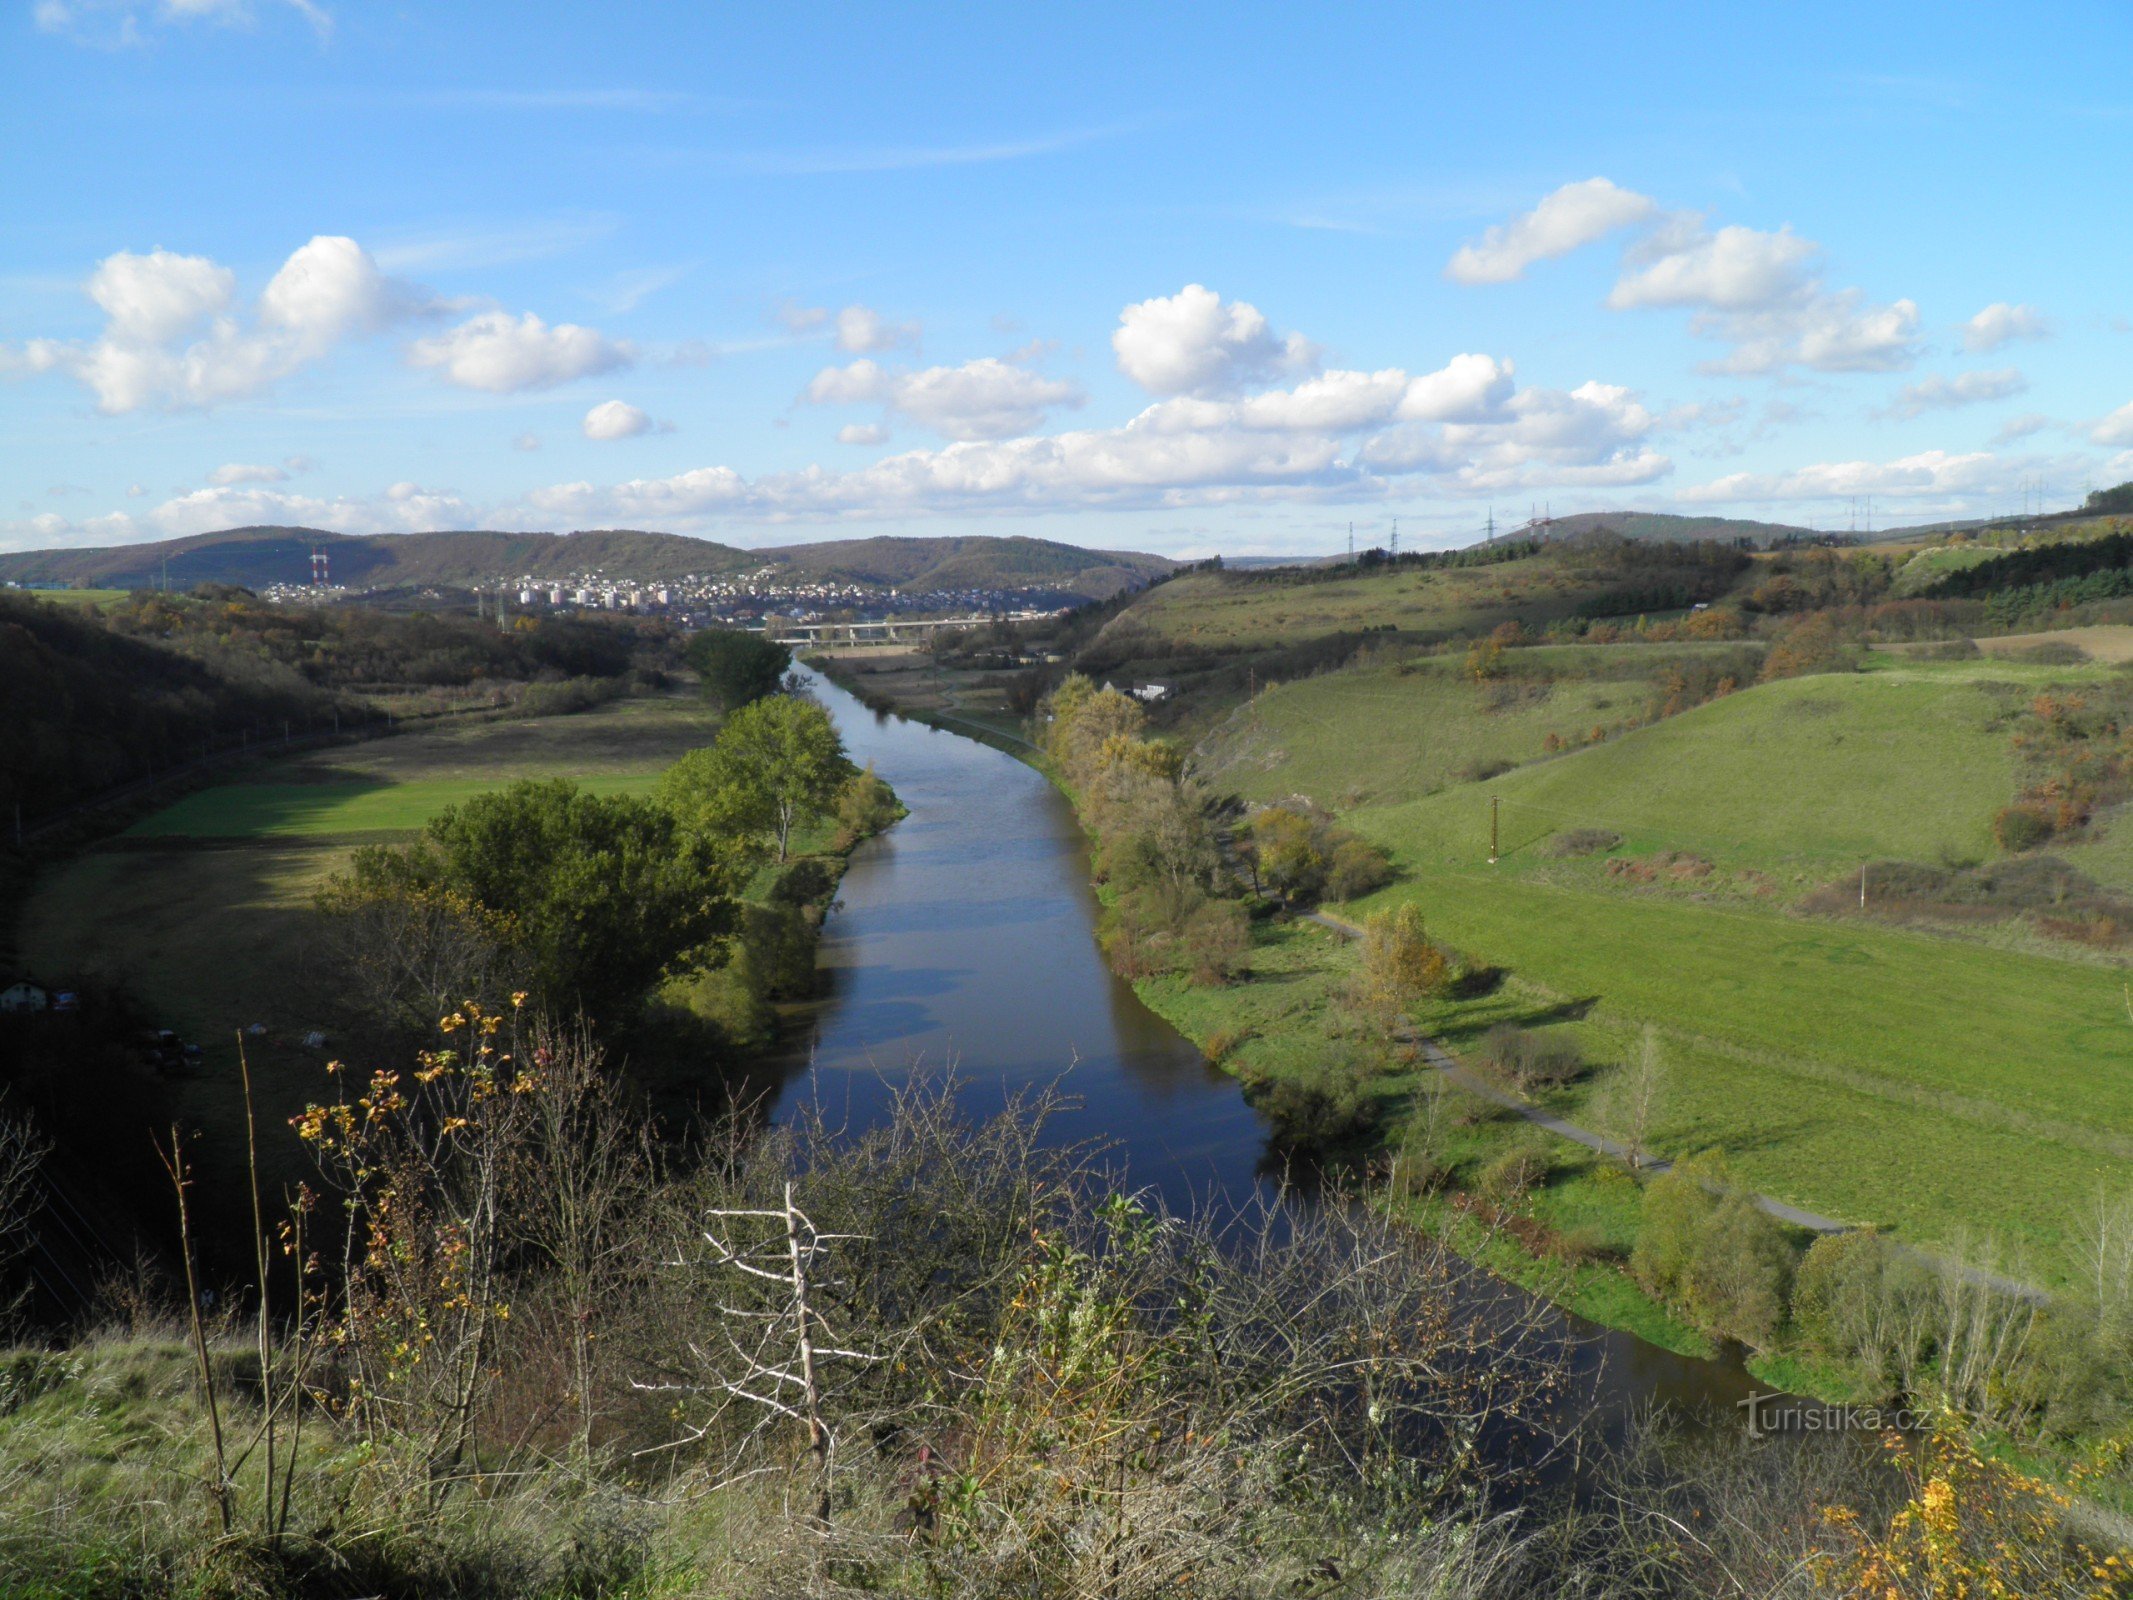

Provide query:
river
left=769, top=665, right=1778, bottom=1443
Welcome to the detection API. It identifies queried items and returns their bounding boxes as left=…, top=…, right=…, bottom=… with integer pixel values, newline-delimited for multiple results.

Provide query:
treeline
left=1923, top=529, right=2133, bottom=600
left=1039, top=675, right=1249, bottom=984
left=0, top=588, right=672, bottom=828
left=318, top=687, right=894, bottom=1051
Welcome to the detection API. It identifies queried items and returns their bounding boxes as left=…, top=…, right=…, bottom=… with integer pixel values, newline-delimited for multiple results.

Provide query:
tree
left=340, top=779, right=735, bottom=1014
left=659, top=693, right=856, bottom=863
left=686, top=626, right=792, bottom=711
left=1351, top=903, right=1448, bottom=1023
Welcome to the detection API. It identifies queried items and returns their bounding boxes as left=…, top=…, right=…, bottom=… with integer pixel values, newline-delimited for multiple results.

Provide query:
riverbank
left=810, top=654, right=1965, bottom=1412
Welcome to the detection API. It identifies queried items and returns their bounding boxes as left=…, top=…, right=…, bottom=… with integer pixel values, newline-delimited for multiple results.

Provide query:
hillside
left=0, top=526, right=760, bottom=592
left=747, top=533, right=1174, bottom=596
left=1534, top=510, right=1825, bottom=546
left=0, top=527, right=1174, bottom=600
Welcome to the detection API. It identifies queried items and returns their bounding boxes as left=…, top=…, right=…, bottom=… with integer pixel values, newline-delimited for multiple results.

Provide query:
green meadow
left=126, top=771, right=661, bottom=838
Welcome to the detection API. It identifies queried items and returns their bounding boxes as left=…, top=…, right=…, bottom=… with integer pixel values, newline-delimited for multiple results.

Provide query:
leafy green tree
left=342, top=778, right=735, bottom=1013
left=687, top=627, right=793, bottom=711
left=660, top=694, right=856, bottom=862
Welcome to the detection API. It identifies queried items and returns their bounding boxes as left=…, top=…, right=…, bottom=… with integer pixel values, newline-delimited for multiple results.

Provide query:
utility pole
left=1860, top=861, right=1868, bottom=910
left=1489, top=794, right=1500, bottom=865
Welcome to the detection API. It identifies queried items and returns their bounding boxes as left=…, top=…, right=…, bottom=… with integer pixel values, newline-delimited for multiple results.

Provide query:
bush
left=833, top=761, right=902, bottom=843
left=1633, top=1153, right=1795, bottom=1346
left=1242, top=1060, right=1379, bottom=1152
left=1478, top=1024, right=1582, bottom=1093
left=1794, top=1230, right=1892, bottom=1360
left=1179, top=899, right=1251, bottom=986
left=1479, top=1147, right=1549, bottom=1202
left=1993, top=804, right=2055, bottom=852
left=1325, top=835, right=1394, bottom=900
left=1545, top=827, right=1622, bottom=858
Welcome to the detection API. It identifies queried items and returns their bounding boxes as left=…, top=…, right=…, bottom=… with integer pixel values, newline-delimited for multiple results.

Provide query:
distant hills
left=1527, top=511, right=1828, bottom=546
left=0, top=527, right=1176, bottom=600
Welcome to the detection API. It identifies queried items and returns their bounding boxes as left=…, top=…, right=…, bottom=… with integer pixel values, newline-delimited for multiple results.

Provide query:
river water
left=769, top=665, right=1774, bottom=1441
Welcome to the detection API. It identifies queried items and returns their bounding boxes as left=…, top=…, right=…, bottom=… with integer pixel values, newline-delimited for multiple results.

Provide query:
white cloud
left=1445, top=178, right=1659, bottom=284
left=804, top=355, right=1082, bottom=441
left=1880, top=367, right=2028, bottom=420
left=836, top=423, right=889, bottom=445
left=5, top=235, right=414, bottom=412
left=36, top=0, right=331, bottom=46
left=207, top=461, right=288, bottom=485
left=581, top=399, right=669, bottom=440
left=835, top=304, right=920, bottom=354
left=2093, top=401, right=2133, bottom=449
left=1112, top=284, right=1318, bottom=396
left=1608, top=221, right=1819, bottom=312
left=1606, top=216, right=1920, bottom=375
left=1963, top=301, right=2051, bottom=353
left=513, top=432, right=542, bottom=452
left=1678, top=448, right=2003, bottom=504
left=408, top=310, right=633, bottom=393
left=1363, top=379, right=1667, bottom=492
left=1991, top=412, right=2051, bottom=446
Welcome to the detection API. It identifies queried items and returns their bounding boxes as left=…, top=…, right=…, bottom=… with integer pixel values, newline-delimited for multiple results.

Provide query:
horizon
left=4, top=2, right=2130, bottom=560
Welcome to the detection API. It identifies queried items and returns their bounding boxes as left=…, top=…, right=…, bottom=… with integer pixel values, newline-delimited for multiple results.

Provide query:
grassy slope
left=1364, top=665, right=2026, bottom=880
left=1109, top=553, right=1599, bottom=653
left=1302, top=661, right=2132, bottom=1279
left=1196, top=643, right=1756, bottom=810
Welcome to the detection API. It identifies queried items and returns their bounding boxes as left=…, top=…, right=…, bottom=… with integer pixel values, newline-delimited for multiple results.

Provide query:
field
left=1196, top=642, right=1759, bottom=810
left=1176, top=648, right=2133, bottom=1283
left=15, top=694, right=720, bottom=1180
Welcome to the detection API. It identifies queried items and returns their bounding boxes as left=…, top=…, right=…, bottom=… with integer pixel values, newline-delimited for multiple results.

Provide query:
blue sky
left=4, top=0, right=2131, bottom=558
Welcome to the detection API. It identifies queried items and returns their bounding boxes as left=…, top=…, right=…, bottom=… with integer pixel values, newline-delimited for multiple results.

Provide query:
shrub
left=1794, top=1229, right=1893, bottom=1360
left=1325, top=835, right=1394, bottom=900
left=1687, top=1195, right=1795, bottom=1346
left=1478, top=1024, right=1582, bottom=1093
left=1479, top=1147, right=1548, bottom=1202
left=1242, top=1059, right=1379, bottom=1152
left=1545, top=827, right=1622, bottom=858
left=1993, top=804, right=2055, bottom=852
left=1631, top=1153, right=1724, bottom=1300
left=1179, top=899, right=1251, bottom=986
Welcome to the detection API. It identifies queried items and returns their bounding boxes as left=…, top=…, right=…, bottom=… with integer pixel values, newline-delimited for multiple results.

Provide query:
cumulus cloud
left=1445, top=178, right=1659, bottom=284
left=804, top=355, right=1083, bottom=441
left=1112, top=284, right=1318, bottom=396
left=1963, top=301, right=2051, bottom=353
left=1879, top=367, right=2028, bottom=420
left=408, top=310, right=633, bottom=393
left=581, top=399, right=668, bottom=440
left=1991, top=412, right=2051, bottom=446
left=837, top=423, right=889, bottom=445
left=835, top=304, right=919, bottom=353
left=2093, top=401, right=2133, bottom=449
left=207, top=461, right=288, bottom=485
left=1678, top=448, right=2003, bottom=505
left=5, top=235, right=416, bottom=412
left=1600, top=214, right=1921, bottom=376
left=1363, top=380, right=1667, bottom=492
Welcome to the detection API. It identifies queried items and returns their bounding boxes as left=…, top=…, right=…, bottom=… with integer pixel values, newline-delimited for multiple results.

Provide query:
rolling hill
left=0, top=527, right=1175, bottom=600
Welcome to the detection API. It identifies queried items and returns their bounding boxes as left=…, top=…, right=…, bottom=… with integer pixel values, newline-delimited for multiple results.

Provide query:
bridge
left=764, top=610, right=1054, bottom=645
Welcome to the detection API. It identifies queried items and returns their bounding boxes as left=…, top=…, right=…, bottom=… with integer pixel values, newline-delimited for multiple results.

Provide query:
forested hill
left=1532, top=511, right=1826, bottom=546
left=0, top=527, right=760, bottom=592
left=749, top=534, right=1174, bottom=597
left=0, top=527, right=1175, bottom=599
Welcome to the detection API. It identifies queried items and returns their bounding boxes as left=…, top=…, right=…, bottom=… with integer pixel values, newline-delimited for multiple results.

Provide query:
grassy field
left=1196, top=643, right=1758, bottom=810
left=1104, top=555, right=1610, bottom=653
left=16, top=587, right=130, bottom=609
left=1297, top=661, right=2133, bottom=1280
left=1360, top=664, right=2032, bottom=884
left=127, top=771, right=662, bottom=837
left=15, top=693, right=721, bottom=1182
